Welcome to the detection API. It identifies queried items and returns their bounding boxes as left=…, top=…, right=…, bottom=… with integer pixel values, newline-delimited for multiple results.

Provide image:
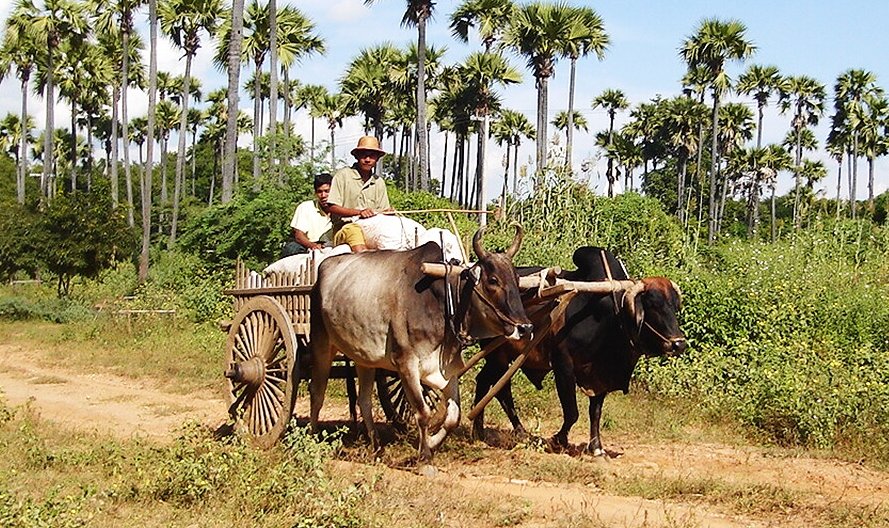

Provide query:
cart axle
left=224, top=357, right=266, bottom=388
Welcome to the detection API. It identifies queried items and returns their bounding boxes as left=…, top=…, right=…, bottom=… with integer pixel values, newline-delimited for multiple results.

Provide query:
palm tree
left=591, top=88, right=629, bottom=197
left=0, top=11, right=40, bottom=204
left=0, top=113, right=36, bottom=190
left=378, top=0, right=436, bottom=191
left=222, top=0, right=246, bottom=203
left=860, top=93, right=888, bottom=212
left=140, top=0, right=160, bottom=280
left=160, top=0, right=222, bottom=247
left=460, top=51, right=521, bottom=221
left=560, top=5, right=607, bottom=169
left=551, top=109, right=588, bottom=161
left=736, top=64, right=781, bottom=149
left=24, top=0, right=90, bottom=197
left=504, top=1, right=575, bottom=180
left=715, top=102, right=754, bottom=231
left=91, top=0, right=146, bottom=222
left=340, top=44, right=403, bottom=141
left=313, top=92, right=346, bottom=169
left=659, top=95, right=708, bottom=222
left=832, top=69, right=882, bottom=218
left=450, top=0, right=515, bottom=52
left=490, top=108, right=535, bottom=198
left=299, top=84, right=327, bottom=160
left=779, top=75, right=825, bottom=225
left=680, top=18, right=756, bottom=242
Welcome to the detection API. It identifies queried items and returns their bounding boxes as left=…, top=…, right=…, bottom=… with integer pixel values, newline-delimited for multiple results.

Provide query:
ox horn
left=622, top=280, right=647, bottom=329
left=504, top=224, right=523, bottom=259
left=472, top=227, right=490, bottom=261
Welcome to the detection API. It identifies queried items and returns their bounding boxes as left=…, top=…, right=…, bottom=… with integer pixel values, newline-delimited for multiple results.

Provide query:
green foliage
left=0, top=203, right=42, bottom=282
left=638, top=221, right=889, bottom=452
left=36, top=191, right=138, bottom=296
left=0, top=295, right=92, bottom=323
left=179, top=186, right=304, bottom=271
left=487, top=174, right=684, bottom=276
left=0, top=401, right=371, bottom=527
left=132, top=250, right=230, bottom=322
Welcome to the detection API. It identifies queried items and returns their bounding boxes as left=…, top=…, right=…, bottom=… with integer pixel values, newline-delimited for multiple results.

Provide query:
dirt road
left=1, top=341, right=887, bottom=527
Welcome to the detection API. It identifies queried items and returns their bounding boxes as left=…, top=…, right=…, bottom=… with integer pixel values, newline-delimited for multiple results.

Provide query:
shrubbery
left=638, top=220, right=889, bottom=453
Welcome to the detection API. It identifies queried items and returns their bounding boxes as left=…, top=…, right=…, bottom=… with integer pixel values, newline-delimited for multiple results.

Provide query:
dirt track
left=1, top=341, right=888, bottom=527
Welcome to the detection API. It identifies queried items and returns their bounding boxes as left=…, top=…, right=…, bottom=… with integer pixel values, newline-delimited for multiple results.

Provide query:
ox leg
left=355, top=365, right=380, bottom=451
left=551, top=350, right=579, bottom=449
left=424, top=376, right=460, bottom=454
left=472, top=360, right=526, bottom=442
left=398, top=368, right=436, bottom=461
left=586, top=393, right=607, bottom=457
left=308, top=338, right=333, bottom=434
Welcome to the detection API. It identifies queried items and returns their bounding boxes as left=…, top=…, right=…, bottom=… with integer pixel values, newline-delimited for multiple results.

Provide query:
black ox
left=472, top=246, right=686, bottom=456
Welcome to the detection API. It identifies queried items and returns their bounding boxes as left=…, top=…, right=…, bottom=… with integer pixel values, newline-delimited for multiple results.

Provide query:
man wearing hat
left=326, top=136, right=392, bottom=252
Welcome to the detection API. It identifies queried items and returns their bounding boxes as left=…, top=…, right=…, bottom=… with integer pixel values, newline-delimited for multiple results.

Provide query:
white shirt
left=290, top=200, right=332, bottom=243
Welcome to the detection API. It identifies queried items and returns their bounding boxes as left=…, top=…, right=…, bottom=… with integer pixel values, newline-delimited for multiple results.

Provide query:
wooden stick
left=384, top=208, right=488, bottom=215
left=465, top=291, right=577, bottom=421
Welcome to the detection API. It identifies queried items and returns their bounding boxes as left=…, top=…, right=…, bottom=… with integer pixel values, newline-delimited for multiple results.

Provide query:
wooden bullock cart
left=221, top=252, right=637, bottom=448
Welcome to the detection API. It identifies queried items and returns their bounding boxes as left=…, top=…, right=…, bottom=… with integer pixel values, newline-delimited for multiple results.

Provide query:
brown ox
left=310, top=227, right=532, bottom=460
left=472, top=246, right=686, bottom=456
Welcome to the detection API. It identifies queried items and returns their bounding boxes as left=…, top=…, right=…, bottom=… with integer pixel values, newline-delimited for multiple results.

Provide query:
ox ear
left=463, top=264, right=481, bottom=284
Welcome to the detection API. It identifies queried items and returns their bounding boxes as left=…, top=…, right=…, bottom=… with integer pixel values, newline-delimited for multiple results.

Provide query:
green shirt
left=327, top=165, right=391, bottom=233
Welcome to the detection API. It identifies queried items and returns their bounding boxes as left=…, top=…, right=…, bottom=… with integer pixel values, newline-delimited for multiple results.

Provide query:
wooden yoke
left=420, top=262, right=639, bottom=294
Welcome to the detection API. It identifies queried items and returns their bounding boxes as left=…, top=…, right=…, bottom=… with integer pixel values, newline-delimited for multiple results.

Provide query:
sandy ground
left=1, top=341, right=888, bottom=527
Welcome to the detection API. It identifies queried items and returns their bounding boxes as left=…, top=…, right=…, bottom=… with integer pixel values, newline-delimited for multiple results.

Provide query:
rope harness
left=442, top=260, right=525, bottom=346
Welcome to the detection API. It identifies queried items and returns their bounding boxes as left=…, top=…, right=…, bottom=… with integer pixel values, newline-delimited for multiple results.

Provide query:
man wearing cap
left=327, top=136, right=392, bottom=252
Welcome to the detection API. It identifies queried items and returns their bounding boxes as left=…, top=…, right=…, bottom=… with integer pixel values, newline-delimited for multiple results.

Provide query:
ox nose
left=517, top=323, right=533, bottom=337
left=671, top=338, right=688, bottom=354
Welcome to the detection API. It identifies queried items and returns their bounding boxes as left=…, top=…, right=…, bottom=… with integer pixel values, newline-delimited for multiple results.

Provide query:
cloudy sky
left=1, top=0, right=887, bottom=200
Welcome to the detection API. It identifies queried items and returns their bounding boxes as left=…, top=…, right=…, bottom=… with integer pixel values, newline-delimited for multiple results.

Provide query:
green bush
left=637, top=222, right=889, bottom=453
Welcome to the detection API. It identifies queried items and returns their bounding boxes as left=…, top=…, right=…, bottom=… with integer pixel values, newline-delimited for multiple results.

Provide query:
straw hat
left=350, top=136, right=387, bottom=157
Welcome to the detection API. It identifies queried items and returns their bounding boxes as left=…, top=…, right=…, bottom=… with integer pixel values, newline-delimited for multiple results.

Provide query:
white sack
left=356, top=215, right=427, bottom=250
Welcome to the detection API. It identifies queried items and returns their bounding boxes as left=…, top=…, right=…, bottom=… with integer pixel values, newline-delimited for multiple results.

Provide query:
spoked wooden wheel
left=224, top=296, right=297, bottom=448
left=377, top=373, right=443, bottom=426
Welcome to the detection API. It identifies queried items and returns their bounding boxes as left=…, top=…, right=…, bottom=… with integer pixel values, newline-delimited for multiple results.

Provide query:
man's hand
left=306, top=242, right=324, bottom=250
left=358, top=208, right=376, bottom=218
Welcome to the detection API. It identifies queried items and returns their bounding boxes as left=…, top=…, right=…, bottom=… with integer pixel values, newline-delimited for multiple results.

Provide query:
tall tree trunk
left=677, top=152, right=687, bottom=225
left=111, top=86, right=120, bottom=209
left=70, top=96, right=78, bottom=190
left=606, top=113, right=615, bottom=197
left=416, top=16, right=429, bottom=191
left=770, top=184, right=776, bottom=242
left=707, top=89, right=720, bottom=242
left=43, top=38, right=55, bottom=201
left=835, top=157, right=843, bottom=219
left=122, top=9, right=135, bottom=226
left=565, top=57, right=577, bottom=168
left=792, top=122, right=803, bottom=226
left=535, top=74, right=548, bottom=185
left=169, top=53, right=194, bottom=248
left=191, top=129, right=197, bottom=196
left=222, top=0, right=245, bottom=203
left=17, top=73, right=29, bottom=204
left=141, top=0, right=159, bottom=281
left=252, top=58, right=262, bottom=186
left=440, top=131, right=448, bottom=198
left=329, top=121, right=335, bottom=168
left=268, top=0, right=279, bottom=183
left=851, top=134, right=859, bottom=219
left=867, top=156, right=875, bottom=214
left=476, top=113, right=489, bottom=226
